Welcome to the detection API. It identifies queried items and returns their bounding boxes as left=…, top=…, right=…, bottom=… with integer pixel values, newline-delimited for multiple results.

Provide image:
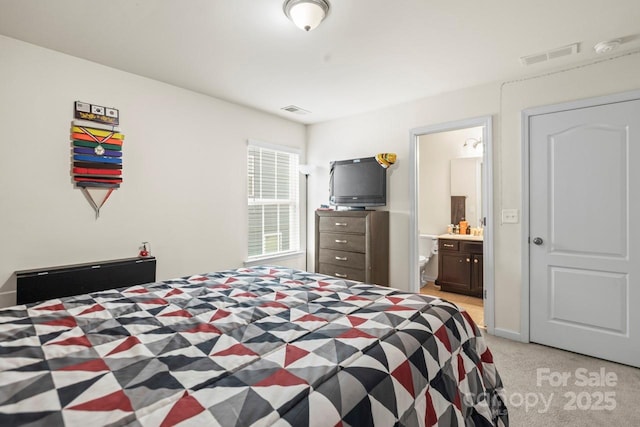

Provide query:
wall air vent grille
left=520, top=43, right=580, bottom=66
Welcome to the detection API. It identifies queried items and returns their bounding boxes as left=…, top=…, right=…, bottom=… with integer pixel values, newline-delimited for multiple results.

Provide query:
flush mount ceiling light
left=283, top=0, right=330, bottom=32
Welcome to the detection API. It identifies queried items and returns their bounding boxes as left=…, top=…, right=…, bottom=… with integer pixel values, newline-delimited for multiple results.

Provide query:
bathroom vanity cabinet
left=436, top=237, right=483, bottom=297
left=315, top=210, right=389, bottom=286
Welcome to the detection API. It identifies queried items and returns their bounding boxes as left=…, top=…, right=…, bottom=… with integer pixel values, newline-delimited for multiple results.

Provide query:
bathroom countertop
left=437, top=233, right=484, bottom=242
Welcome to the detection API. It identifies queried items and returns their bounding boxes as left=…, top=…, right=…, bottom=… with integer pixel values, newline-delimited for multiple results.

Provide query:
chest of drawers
left=315, top=210, right=389, bottom=286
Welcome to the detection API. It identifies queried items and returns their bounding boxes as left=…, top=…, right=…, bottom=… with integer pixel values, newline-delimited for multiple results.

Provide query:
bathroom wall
left=417, top=126, right=483, bottom=281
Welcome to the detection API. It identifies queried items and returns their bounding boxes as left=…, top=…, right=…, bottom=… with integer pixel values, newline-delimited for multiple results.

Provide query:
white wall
left=0, top=35, right=306, bottom=307
left=307, top=51, right=640, bottom=336
left=3, top=34, right=638, bottom=335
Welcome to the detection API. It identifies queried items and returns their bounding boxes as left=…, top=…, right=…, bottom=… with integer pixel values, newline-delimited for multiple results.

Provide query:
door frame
left=521, top=89, right=640, bottom=343
left=409, top=115, right=495, bottom=334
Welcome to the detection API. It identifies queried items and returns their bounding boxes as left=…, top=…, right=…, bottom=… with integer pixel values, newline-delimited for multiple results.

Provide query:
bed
left=0, top=266, right=508, bottom=426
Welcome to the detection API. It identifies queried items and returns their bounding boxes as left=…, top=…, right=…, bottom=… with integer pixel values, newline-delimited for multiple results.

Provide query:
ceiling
left=0, top=0, right=639, bottom=124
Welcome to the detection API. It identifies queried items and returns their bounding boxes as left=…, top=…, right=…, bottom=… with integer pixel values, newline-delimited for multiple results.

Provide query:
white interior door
left=529, top=96, right=640, bottom=367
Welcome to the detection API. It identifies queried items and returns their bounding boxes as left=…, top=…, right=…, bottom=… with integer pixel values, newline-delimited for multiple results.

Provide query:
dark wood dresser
left=315, top=210, right=389, bottom=286
left=436, top=238, right=483, bottom=297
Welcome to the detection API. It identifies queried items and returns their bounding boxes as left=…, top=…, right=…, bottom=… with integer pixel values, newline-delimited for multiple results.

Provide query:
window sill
left=244, top=251, right=305, bottom=266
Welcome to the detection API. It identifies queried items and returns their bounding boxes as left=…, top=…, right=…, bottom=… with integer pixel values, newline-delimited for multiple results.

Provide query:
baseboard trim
left=493, top=327, right=526, bottom=343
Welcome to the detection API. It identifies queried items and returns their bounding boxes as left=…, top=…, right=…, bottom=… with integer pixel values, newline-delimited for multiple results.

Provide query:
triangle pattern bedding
left=0, top=266, right=508, bottom=426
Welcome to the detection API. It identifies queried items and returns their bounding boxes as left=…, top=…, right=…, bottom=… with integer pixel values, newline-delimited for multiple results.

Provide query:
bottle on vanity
left=459, top=218, right=468, bottom=235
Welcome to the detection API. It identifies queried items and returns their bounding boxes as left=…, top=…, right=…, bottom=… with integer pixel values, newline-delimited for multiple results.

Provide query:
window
left=247, top=141, right=300, bottom=260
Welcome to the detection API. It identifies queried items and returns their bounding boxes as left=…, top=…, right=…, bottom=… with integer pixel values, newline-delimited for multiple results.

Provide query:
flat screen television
left=329, top=157, right=387, bottom=208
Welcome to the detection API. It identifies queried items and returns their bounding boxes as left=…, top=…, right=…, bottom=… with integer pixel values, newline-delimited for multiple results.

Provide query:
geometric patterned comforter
left=0, top=266, right=508, bottom=426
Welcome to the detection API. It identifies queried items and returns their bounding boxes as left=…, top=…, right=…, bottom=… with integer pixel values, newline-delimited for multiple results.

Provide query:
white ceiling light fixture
left=283, top=0, right=330, bottom=32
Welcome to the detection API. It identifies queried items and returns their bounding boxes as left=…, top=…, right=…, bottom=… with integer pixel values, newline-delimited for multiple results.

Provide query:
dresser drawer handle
left=443, top=243, right=455, bottom=248
left=335, top=239, right=347, bottom=244
left=335, top=222, right=348, bottom=226
left=335, top=273, right=347, bottom=278
left=335, top=256, right=348, bottom=261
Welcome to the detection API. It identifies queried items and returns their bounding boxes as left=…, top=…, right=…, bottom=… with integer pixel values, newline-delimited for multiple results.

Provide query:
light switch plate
left=502, top=209, right=519, bottom=224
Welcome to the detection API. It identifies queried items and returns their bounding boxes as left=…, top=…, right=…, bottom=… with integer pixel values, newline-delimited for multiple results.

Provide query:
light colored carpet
left=483, top=333, right=640, bottom=426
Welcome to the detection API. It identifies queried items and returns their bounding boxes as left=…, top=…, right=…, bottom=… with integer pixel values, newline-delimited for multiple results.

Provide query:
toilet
left=419, top=234, right=438, bottom=285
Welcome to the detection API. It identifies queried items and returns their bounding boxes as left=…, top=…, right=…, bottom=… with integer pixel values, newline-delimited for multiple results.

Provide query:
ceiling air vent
left=520, top=43, right=580, bottom=66
left=281, top=105, right=310, bottom=115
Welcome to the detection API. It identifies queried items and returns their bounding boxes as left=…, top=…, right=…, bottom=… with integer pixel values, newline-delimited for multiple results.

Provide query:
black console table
left=16, top=257, right=157, bottom=305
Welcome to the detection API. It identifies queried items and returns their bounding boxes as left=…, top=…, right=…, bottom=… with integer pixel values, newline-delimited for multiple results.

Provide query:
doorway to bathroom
left=409, top=116, right=494, bottom=332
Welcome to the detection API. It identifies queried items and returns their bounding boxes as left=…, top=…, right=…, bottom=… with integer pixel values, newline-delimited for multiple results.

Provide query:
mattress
left=0, top=266, right=508, bottom=426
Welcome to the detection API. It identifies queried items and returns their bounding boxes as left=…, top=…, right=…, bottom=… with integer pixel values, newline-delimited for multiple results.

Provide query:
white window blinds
left=247, top=142, right=300, bottom=259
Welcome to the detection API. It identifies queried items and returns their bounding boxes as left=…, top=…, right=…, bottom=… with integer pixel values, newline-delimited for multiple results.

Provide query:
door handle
left=532, top=237, right=543, bottom=245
